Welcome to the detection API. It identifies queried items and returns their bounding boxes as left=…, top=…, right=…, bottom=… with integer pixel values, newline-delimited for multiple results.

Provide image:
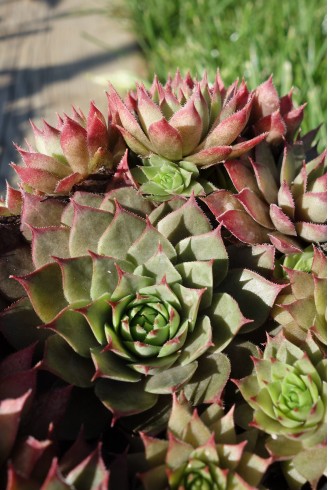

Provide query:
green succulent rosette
left=272, top=245, right=327, bottom=345
left=131, top=394, right=271, bottom=490
left=130, top=155, right=216, bottom=201
left=235, top=333, right=327, bottom=489
left=0, top=187, right=283, bottom=424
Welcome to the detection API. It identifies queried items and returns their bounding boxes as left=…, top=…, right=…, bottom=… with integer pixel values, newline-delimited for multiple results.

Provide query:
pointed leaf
left=184, top=352, right=230, bottom=404
left=219, top=269, right=285, bottom=330
left=185, top=146, right=232, bottom=166
left=237, top=188, right=273, bottom=228
left=31, top=226, right=70, bottom=268
left=145, top=362, right=198, bottom=394
left=218, top=210, right=269, bottom=244
left=13, top=263, right=67, bottom=323
left=269, top=204, right=297, bottom=235
left=169, top=99, right=203, bottom=155
left=60, top=117, right=89, bottom=175
left=147, top=118, right=183, bottom=161
left=95, top=378, right=157, bottom=419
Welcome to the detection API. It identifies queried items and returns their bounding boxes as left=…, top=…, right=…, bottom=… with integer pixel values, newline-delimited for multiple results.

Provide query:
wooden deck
left=0, top=0, right=146, bottom=191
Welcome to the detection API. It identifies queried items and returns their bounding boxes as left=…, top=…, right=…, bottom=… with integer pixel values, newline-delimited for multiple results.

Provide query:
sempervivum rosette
left=129, top=155, right=216, bottom=202
left=235, top=333, right=326, bottom=489
left=107, top=70, right=268, bottom=170
left=272, top=246, right=327, bottom=346
left=6, top=432, right=109, bottom=490
left=202, top=130, right=327, bottom=254
left=11, top=103, right=126, bottom=196
left=0, top=184, right=22, bottom=217
left=0, top=187, right=283, bottom=425
left=130, top=394, right=271, bottom=490
left=247, top=76, right=306, bottom=145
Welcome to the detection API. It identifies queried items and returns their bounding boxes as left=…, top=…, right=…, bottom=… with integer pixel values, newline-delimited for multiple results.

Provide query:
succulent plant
left=6, top=432, right=109, bottom=490
left=235, top=333, right=327, bottom=489
left=129, top=154, right=216, bottom=201
left=0, top=187, right=283, bottom=426
left=272, top=245, right=327, bottom=346
left=11, top=103, right=126, bottom=196
left=0, top=184, right=22, bottom=217
left=202, top=131, right=327, bottom=254
left=248, top=76, right=305, bottom=145
left=132, top=394, right=271, bottom=490
left=107, top=70, right=268, bottom=169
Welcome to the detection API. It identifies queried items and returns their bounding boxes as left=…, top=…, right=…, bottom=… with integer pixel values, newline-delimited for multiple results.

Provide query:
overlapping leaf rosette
left=107, top=71, right=270, bottom=201
left=5, top=432, right=109, bottom=490
left=202, top=131, right=327, bottom=254
left=10, top=103, right=126, bottom=196
left=0, top=187, right=284, bottom=426
left=0, top=342, right=96, bottom=490
left=129, top=394, right=271, bottom=490
left=107, top=71, right=306, bottom=202
left=235, top=333, right=327, bottom=489
left=273, top=245, right=327, bottom=346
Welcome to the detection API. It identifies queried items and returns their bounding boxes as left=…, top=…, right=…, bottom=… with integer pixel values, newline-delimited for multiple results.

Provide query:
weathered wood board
left=0, top=0, right=146, bottom=191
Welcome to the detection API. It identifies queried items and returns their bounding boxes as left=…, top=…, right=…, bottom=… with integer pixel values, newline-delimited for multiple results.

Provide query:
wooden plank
left=0, top=0, right=146, bottom=190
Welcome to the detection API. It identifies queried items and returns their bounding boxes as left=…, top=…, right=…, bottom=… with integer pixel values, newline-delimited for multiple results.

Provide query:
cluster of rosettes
left=0, top=70, right=326, bottom=490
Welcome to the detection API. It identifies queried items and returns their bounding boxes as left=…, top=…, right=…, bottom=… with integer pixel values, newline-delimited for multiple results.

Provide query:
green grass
left=109, top=0, right=326, bottom=145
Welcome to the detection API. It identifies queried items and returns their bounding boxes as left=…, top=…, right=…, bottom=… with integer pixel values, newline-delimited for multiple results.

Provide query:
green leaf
left=127, top=222, right=177, bottom=265
left=176, top=228, right=228, bottom=285
left=179, top=316, right=213, bottom=365
left=148, top=197, right=185, bottom=226
left=293, top=446, right=327, bottom=483
left=135, top=250, right=181, bottom=285
left=42, top=335, right=93, bottom=387
left=47, top=309, right=98, bottom=357
left=111, top=272, right=153, bottom=301
left=91, top=346, right=141, bottom=382
left=101, top=186, right=154, bottom=217
left=80, top=296, right=112, bottom=344
left=0, top=297, right=51, bottom=350
left=32, top=226, right=70, bottom=268
left=56, top=256, right=92, bottom=303
left=69, top=204, right=113, bottom=257
left=183, top=352, right=230, bottom=404
left=145, top=361, right=198, bottom=394
left=173, top=284, right=203, bottom=331
left=90, top=254, right=134, bottom=300
left=208, top=293, right=249, bottom=350
left=15, top=263, right=67, bottom=323
left=176, top=261, right=213, bottom=309
left=156, top=195, right=211, bottom=245
left=98, top=206, right=146, bottom=258
left=128, top=353, right=180, bottom=375
left=95, top=378, right=158, bottom=417
left=219, top=269, right=285, bottom=331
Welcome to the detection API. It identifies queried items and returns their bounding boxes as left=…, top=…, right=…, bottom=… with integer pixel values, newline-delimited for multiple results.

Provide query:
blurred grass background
left=107, top=0, right=326, bottom=145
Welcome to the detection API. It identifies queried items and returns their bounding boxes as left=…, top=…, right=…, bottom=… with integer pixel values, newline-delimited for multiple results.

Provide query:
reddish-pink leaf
left=218, top=209, right=270, bottom=244
left=169, top=98, right=203, bottom=155
left=201, top=190, right=243, bottom=217
left=224, top=160, right=259, bottom=193
left=60, top=117, right=89, bottom=175
left=107, top=84, right=152, bottom=150
left=199, top=98, right=252, bottom=148
left=251, top=76, right=280, bottom=120
left=11, top=164, right=58, bottom=194
left=185, top=146, right=232, bottom=166
left=268, top=232, right=302, bottom=254
left=237, top=188, right=274, bottom=228
left=147, top=118, right=183, bottom=161
left=228, top=132, right=268, bottom=159
left=295, top=222, right=327, bottom=242
left=269, top=204, right=297, bottom=235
